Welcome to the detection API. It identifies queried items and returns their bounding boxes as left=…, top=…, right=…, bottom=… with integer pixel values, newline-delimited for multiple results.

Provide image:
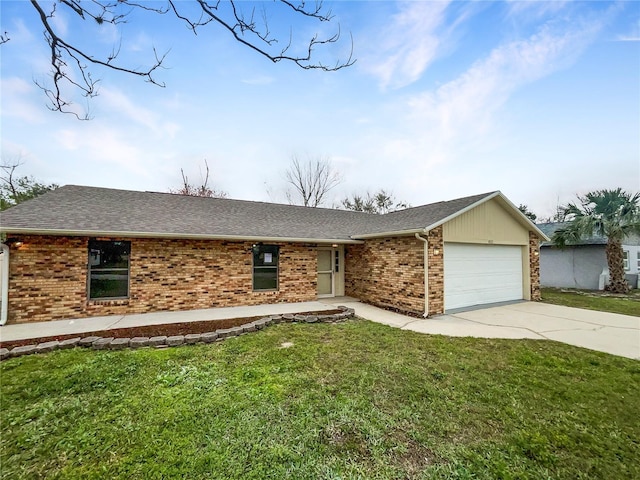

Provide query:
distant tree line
left=0, top=159, right=58, bottom=211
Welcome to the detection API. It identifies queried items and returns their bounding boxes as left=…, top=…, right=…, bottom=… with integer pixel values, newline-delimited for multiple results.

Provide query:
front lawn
left=541, top=287, right=640, bottom=316
left=2, top=320, right=639, bottom=479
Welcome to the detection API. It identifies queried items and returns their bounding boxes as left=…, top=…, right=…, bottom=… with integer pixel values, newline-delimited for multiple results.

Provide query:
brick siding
left=345, top=235, right=425, bottom=316
left=529, top=231, right=541, bottom=301
left=426, top=227, right=444, bottom=315
left=7, top=236, right=317, bottom=324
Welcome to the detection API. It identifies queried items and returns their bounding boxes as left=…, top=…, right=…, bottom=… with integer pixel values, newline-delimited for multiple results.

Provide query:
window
left=623, top=250, right=629, bottom=271
left=253, top=244, right=279, bottom=291
left=637, top=252, right=640, bottom=271
left=88, top=240, right=131, bottom=299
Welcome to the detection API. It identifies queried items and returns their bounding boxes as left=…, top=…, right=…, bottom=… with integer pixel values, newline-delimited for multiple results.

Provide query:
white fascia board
left=0, top=227, right=364, bottom=245
left=351, top=229, right=424, bottom=240
left=423, top=192, right=500, bottom=232
left=492, top=192, right=550, bottom=241
left=423, top=191, right=551, bottom=241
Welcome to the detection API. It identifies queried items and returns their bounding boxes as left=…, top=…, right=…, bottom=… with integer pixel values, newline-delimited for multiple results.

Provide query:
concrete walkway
left=322, top=298, right=640, bottom=360
left=2, top=298, right=638, bottom=360
left=0, top=301, right=338, bottom=343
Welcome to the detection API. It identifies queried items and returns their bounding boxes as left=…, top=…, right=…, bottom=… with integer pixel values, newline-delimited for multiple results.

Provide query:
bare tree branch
left=17, top=0, right=355, bottom=119
left=170, top=159, right=227, bottom=198
left=285, top=155, right=341, bottom=207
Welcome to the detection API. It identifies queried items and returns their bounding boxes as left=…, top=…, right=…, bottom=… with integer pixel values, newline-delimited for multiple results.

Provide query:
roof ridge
left=59, top=184, right=377, bottom=217
left=381, top=190, right=498, bottom=217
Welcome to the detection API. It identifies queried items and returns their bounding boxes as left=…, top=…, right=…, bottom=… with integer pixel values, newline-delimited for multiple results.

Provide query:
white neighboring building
left=538, top=222, right=640, bottom=290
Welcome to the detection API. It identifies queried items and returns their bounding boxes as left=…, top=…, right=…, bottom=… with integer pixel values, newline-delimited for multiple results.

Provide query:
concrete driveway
left=323, top=299, right=640, bottom=360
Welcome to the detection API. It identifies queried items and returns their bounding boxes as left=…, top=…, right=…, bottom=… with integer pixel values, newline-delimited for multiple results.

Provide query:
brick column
left=427, top=226, right=444, bottom=315
left=529, top=231, right=541, bottom=301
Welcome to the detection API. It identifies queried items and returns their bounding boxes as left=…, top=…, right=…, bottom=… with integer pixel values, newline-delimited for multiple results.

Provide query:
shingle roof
left=538, top=222, right=640, bottom=247
left=0, top=185, right=506, bottom=242
left=537, top=222, right=605, bottom=246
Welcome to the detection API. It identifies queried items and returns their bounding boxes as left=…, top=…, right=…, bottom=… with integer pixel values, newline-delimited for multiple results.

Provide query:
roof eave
left=0, top=228, right=364, bottom=245
left=423, top=191, right=551, bottom=241
left=351, top=228, right=424, bottom=240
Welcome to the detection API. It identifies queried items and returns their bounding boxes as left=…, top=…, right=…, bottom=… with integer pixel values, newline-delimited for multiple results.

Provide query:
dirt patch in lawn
left=0, top=309, right=344, bottom=350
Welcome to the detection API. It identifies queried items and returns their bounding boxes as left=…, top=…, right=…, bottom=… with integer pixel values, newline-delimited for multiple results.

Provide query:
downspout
left=415, top=233, right=429, bottom=318
left=1, top=243, right=9, bottom=326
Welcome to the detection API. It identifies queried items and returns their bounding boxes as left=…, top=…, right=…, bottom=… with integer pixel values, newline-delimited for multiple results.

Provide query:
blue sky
left=1, top=0, right=639, bottom=218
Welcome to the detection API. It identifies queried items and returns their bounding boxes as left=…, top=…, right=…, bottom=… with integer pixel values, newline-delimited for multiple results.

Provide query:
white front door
left=317, top=249, right=335, bottom=297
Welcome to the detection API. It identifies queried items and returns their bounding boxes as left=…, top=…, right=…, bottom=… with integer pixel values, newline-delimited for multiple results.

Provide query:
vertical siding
left=443, top=198, right=529, bottom=245
left=334, top=246, right=345, bottom=296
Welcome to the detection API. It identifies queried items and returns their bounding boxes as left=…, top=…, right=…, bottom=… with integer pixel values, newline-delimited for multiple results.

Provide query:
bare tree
left=170, top=159, right=227, bottom=198
left=10, top=1, right=354, bottom=119
left=1, top=158, right=58, bottom=210
left=341, top=189, right=409, bottom=214
left=285, top=155, right=341, bottom=207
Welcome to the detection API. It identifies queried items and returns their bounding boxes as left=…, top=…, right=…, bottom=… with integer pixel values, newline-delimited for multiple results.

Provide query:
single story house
left=537, top=222, right=640, bottom=290
left=0, top=186, right=548, bottom=325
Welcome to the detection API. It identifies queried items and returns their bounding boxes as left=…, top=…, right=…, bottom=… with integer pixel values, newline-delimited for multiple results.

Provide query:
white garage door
left=444, top=243, right=523, bottom=311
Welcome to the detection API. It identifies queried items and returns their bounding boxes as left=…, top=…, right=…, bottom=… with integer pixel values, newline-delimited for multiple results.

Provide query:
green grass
left=541, top=287, right=640, bottom=316
left=2, top=320, right=639, bottom=479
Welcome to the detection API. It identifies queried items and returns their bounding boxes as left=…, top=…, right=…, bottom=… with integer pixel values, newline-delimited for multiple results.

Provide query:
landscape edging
left=0, top=307, right=356, bottom=361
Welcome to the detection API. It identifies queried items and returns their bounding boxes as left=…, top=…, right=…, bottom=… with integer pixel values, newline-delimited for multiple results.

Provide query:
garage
left=444, top=243, right=524, bottom=311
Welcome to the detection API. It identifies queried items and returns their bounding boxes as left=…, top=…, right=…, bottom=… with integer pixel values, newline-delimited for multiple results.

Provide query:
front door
left=317, top=249, right=334, bottom=297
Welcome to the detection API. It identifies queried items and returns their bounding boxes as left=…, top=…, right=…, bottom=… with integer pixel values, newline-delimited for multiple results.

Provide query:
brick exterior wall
left=529, top=231, right=541, bottom=301
left=7, top=235, right=318, bottom=324
left=345, top=236, right=425, bottom=316
left=426, top=227, right=444, bottom=315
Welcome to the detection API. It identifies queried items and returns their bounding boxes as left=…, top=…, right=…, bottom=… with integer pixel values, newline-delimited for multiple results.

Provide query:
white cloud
left=363, top=1, right=452, bottom=90
left=127, top=31, right=153, bottom=52
left=241, top=75, right=275, bottom=86
left=97, top=87, right=180, bottom=138
left=506, top=0, right=570, bottom=20
left=616, top=16, right=640, bottom=41
left=55, top=126, right=150, bottom=177
left=407, top=13, right=607, bottom=148
left=0, top=77, right=46, bottom=124
left=49, top=6, right=69, bottom=37
left=354, top=7, right=618, bottom=205
left=6, top=18, right=35, bottom=43
left=616, top=35, right=640, bottom=41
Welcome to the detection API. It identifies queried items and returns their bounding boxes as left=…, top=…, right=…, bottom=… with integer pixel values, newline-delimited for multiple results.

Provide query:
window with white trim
left=88, top=240, right=131, bottom=299
left=252, top=244, right=279, bottom=291
left=623, top=250, right=629, bottom=271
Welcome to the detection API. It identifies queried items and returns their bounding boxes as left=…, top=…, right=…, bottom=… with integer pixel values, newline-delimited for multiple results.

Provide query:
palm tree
left=552, top=189, right=640, bottom=294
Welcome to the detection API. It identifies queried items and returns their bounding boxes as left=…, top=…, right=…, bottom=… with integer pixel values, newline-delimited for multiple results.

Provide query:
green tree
left=0, top=162, right=58, bottom=210
left=552, top=189, right=640, bottom=294
left=341, top=189, right=409, bottom=214
left=518, top=204, right=537, bottom=222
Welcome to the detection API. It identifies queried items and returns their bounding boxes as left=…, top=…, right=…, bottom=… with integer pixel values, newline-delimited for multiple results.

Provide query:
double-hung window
left=88, top=240, right=131, bottom=299
left=623, top=250, right=630, bottom=272
left=253, top=244, right=279, bottom=291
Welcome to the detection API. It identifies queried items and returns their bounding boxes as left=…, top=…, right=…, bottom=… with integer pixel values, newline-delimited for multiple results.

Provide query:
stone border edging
left=0, top=307, right=356, bottom=361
